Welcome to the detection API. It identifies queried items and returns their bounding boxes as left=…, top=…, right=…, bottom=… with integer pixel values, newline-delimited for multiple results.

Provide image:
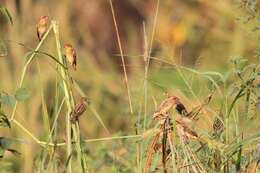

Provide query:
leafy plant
left=0, top=137, right=20, bottom=158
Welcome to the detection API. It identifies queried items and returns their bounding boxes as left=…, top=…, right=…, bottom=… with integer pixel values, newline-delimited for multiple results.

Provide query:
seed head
left=153, top=96, right=180, bottom=119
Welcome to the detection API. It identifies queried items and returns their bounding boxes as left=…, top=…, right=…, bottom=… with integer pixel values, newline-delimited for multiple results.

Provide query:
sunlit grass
left=0, top=1, right=259, bottom=173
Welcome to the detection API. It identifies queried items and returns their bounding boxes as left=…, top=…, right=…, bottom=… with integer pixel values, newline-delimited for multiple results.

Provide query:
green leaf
left=0, top=147, right=4, bottom=158
left=0, top=6, right=13, bottom=25
left=0, top=137, right=11, bottom=149
left=150, top=152, right=159, bottom=172
left=0, top=39, right=8, bottom=57
left=15, top=88, right=31, bottom=101
left=0, top=112, right=11, bottom=128
left=0, top=94, right=16, bottom=107
left=0, top=137, right=20, bottom=158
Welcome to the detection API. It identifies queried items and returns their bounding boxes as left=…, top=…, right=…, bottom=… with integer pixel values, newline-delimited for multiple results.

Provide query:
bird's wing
left=36, top=26, right=41, bottom=41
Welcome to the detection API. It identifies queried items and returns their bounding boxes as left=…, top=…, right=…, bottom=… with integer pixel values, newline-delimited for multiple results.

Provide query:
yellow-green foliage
left=0, top=1, right=259, bottom=173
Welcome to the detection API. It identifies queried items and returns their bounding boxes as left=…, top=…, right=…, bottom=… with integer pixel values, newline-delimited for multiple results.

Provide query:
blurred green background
left=0, top=0, right=259, bottom=172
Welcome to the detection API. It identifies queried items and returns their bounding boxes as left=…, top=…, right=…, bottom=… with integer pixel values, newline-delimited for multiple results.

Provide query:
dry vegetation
left=0, top=0, right=259, bottom=173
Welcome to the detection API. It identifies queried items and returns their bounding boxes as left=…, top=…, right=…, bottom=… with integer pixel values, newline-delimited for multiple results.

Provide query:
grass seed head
left=153, top=95, right=180, bottom=119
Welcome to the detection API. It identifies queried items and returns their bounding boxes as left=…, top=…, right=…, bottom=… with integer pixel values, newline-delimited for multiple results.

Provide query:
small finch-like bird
left=36, top=16, right=49, bottom=41
left=176, top=116, right=198, bottom=144
left=153, top=96, right=180, bottom=119
left=64, top=44, right=77, bottom=70
left=212, top=116, right=224, bottom=135
left=71, top=97, right=89, bottom=122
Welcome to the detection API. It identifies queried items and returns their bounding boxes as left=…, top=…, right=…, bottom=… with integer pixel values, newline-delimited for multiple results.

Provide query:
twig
left=109, top=0, right=133, bottom=114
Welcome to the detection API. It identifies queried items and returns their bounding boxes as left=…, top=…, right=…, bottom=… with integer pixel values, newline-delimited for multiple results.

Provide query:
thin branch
left=109, top=0, right=133, bottom=114
left=10, top=24, right=53, bottom=121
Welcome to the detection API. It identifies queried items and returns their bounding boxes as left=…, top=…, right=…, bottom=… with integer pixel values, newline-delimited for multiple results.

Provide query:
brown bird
left=153, top=96, right=180, bottom=120
left=212, top=116, right=224, bottom=136
left=176, top=116, right=198, bottom=144
left=36, top=16, right=49, bottom=41
left=71, top=97, right=89, bottom=122
left=64, top=44, right=77, bottom=70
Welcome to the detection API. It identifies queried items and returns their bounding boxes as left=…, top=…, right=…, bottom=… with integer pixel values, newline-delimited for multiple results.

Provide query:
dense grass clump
left=0, top=1, right=259, bottom=173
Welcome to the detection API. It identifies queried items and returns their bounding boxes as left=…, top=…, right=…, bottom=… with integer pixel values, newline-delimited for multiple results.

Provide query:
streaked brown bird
left=36, top=16, right=49, bottom=41
left=153, top=96, right=180, bottom=120
left=212, top=116, right=224, bottom=135
left=71, top=97, right=89, bottom=122
left=64, top=44, right=77, bottom=70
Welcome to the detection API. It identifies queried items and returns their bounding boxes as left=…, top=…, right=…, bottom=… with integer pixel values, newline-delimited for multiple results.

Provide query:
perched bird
left=153, top=96, right=180, bottom=120
left=175, top=101, right=188, bottom=116
left=36, top=16, right=49, bottom=41
left=64, top=44, right=77, bottom=70
left=176, top=116, right=198, bottom=144
left=71, top=97, right=89, bottom=122
left=212, top=116, right=224, bottom=136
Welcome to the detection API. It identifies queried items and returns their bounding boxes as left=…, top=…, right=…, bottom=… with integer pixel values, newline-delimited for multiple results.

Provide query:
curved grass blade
left=0, top=6, right=13, bottom=24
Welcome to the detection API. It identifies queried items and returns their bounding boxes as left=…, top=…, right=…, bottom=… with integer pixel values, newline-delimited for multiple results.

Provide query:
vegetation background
left=0, top=0, right=259, bottom=172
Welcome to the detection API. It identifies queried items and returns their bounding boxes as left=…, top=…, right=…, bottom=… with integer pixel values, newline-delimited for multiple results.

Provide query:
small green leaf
left=0, top=137, right=11, bottom=150
left=0, top=147, right=5, bottom=158
left=0, top=39, right=8, bottom=57
left=0, top=137, right=20, bottom=158
left=15, top=88, right=31, bottom=101
left=0, top=94, right=16, bottom=107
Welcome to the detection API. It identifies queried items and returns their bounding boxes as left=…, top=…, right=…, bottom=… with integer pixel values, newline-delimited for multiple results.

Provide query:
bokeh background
left=0, top=0, right=259, bottom=172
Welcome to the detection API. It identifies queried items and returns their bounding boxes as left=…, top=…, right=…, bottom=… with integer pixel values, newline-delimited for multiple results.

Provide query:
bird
left=175, top=101, right=188, bottom=116
left=70, top=97, right=89, bottom=122
left=212, top=116, right=224, bottom=136
left=64, top=44, right=77, bottom=70
left=153, top=96, right=180, bottom=120
left=176, top=116, right=198, bottom=144
left=36, top=16, right=49, bottom=41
